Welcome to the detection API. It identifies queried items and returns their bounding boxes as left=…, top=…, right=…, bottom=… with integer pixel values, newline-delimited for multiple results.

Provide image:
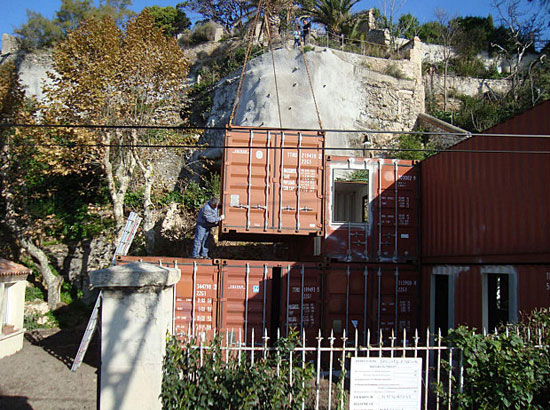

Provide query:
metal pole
left=300, top=264, right=305, bottom=336
left=192, top=261, right=197, bottom=336
left=265, top=131, right=271, bottom=231
left=296, top=132, right=302, bottom=231
left=378, top=160, right=382, bottom=259
left=245, top=263, right=250, bottom=345
left=262, top=264, right=267, bottom=336
left=246, top=130, right=253, bottom=231
left=363, top=266, right=368, bottom=345
left=346, top=266, right=350, bottom=336
left=278, top=131, right=285, bottom=231
left=286, top=265, right=291, bottom=337
left=394, top=161, right=398, bottom=260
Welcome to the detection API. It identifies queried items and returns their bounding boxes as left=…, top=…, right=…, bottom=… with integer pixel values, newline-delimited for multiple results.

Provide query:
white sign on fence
left=350, top=357, right=422, bottom=410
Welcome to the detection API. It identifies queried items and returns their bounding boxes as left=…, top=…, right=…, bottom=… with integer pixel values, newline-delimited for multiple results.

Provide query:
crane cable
left=229, top=0, right=266, bottom=126
left=264, top=7, right=283, bottom=129
left=295, top=15, right=324, bottom=131
left=230, top=0, right=324, bottom=132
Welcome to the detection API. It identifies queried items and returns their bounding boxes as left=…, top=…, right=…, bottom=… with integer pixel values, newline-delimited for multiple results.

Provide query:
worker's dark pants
left=192, top=224, right=211, bottom=258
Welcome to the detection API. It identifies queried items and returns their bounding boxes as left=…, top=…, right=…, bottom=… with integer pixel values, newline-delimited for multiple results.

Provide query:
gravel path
left=0, top=328, right=98, bottom=410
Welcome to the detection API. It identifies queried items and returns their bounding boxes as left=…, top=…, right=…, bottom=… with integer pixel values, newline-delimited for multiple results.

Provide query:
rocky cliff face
left=204, top=43, right=425, bottom=158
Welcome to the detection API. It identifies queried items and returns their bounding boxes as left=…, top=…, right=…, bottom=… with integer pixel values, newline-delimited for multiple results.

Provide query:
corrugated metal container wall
left=323, top=263, right=420, bottom=344
left=421, top=264, right=550, bottom=333
left=217, top=260, right=323, bottom=345
left=279, top=262, right=323, bottom=343
left=221, top=126, right=325, bottom=238
left=217, top=260, right=274, bottom=345
left=421, top=103, right=550, bottom=263
left=116, top=256, right=218, bottom=341
left=324, top=157, right=419, bottom=263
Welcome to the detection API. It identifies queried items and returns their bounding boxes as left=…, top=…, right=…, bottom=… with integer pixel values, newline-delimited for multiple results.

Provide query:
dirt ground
left=0, top=328, right=98, bottom=410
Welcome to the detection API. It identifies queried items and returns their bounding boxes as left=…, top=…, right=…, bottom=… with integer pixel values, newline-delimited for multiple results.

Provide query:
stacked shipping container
left=420, top=101, right=550, bottom=332
left=117, top=256, right=420, bottom=344
left=121, top=103, right=550, bottom=340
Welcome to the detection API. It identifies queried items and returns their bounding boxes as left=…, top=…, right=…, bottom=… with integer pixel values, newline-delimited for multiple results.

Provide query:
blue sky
left=0, top=0, right=521, bottom=38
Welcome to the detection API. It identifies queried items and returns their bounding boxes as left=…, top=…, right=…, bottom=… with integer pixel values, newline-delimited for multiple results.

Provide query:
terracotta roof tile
left=0, top=258, right=32, bottom=277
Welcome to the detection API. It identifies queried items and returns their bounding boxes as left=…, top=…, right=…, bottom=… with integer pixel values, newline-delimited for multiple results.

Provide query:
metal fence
left=180, top=327, right=455, bottom=410
left=178, top=325, right=549, bottom=410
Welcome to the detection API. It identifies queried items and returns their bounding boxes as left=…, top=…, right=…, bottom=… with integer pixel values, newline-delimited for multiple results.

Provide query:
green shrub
left=182, top=173, right=220, bottom=212
left=162, top=332, right=315, bottom=410
left=438, top=316, right=550, bottom=409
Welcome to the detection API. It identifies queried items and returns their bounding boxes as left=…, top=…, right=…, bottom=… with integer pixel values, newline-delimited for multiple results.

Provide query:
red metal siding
left=217, top=260, right=275, bottom=344
left=116, top=256, right=218, bottom=340
left=279, top=263, right=323, bottom=343
left=221, top=126, right=325, bottom=237
left=323, top=263, right=420, bottom=344
left=421, top=264, right=550, bottom=332
left=324, top=157, right=419, bottom=263
left=421, top=104, right=550, bottom=263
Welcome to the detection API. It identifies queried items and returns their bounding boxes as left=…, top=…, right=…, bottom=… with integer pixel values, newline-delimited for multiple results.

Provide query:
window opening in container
left=271, top=267, right=282, bottom=340
left=332, top=169, right=369, bottom=223
left=487, top=274, right=510, bottom=331
left=434, top=275, right=450, bottom=337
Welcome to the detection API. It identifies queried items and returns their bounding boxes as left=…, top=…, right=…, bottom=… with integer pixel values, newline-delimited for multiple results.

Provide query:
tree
left=434, top=9, right=459, bottom=112
left=181, top=0, right=252, bottom=30
left=396, top=13, right=420, bottom=39
left=418, top=21, right=445, bottom=44
left=14, top=0, right=135, bottom=50
left=310, top=0, right=359, bottom=35
left=14, top=10, right=64, bottom=50
left=492, top=0, right=545, bottom=103
left=42, top=11, right=191, bottom=251
left=146, top=5, right=191, bottom=37
left=0, top=63, right=63, bottom=309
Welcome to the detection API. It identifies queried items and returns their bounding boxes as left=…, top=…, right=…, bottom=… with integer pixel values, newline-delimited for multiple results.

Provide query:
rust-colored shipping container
left=323, top=157, right=419, bottom=263
left=116, top=256, right=219, bottom=341
left=421, top=102, right=550, bottom=263
left=279, top=262, right=323, bottom=343
left=221, top=126, right=325, bottom=239
left=421, top=264, right=550, bottom=333
left=116, top=256, right=421, bottom=344
left=217, top=260, right=323, bottom=344
left=217, top=259, right=277, bottom=345
left=323, top=263, right=420, bottom=344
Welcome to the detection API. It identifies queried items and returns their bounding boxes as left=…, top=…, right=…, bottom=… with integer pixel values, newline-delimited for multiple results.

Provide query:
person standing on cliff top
left=191, top=197, right=224, bottom=259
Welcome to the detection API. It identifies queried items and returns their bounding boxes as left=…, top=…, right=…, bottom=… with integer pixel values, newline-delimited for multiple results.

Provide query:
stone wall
left=424, top=72, right=511, bottom=99
left=205, top=41, right=425, bottom=156
left=420, top=42, right=539, bottom=73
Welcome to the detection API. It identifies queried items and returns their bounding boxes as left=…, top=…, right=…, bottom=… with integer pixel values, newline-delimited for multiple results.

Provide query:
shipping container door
left=221, top=127, right=324, bottom=236
left=374, top=265, right=419, bottom=338
left=273, top=131, right=324, bottom=235
left=222, top=128, right=274, bottom=233
left=280, top=263, right=323, bottom=343
left=218, top=261, right=274, bottom=344
left=324, top=263, right=370, bottom=345
left=373, top=161, right=419, bottom=262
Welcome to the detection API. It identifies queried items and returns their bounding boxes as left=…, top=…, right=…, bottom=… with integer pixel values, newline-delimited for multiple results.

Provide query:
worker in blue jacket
left=192, top=197, right=224, bottom=258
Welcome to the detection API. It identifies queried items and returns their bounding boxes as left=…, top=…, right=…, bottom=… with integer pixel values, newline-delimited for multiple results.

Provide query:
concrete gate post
left=90, top=262, right=180, bottom=410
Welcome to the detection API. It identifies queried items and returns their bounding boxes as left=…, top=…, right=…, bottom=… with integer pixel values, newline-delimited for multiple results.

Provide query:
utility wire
left=3, top=122, right=550, bottom=139
left=3, top=141, right=550, bottom=155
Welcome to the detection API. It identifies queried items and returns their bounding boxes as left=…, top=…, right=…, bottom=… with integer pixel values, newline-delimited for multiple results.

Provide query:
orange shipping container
left=116, top=256, right=218, bottom=341
left=323, top=157, right=419, bottom=263
left=221, top=126, right=325, bottom=238
left=323, top=263, right=419, bottom=344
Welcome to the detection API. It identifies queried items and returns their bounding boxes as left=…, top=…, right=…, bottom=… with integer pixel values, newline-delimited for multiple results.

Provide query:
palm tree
left=310, top=0, right=359, bottom=36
